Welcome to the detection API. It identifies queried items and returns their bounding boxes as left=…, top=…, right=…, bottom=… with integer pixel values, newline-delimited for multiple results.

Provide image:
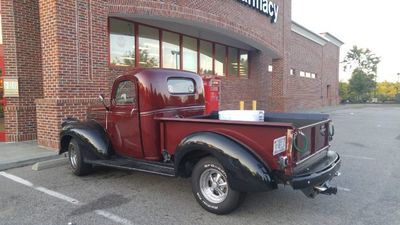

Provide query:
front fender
left=174, top=132, right=277, bottom=192
left=60, top=119, right=111, bottom=160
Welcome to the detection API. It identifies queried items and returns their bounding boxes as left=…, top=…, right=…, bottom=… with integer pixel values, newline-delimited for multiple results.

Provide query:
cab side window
left=115, top=80, right=136, bottom=105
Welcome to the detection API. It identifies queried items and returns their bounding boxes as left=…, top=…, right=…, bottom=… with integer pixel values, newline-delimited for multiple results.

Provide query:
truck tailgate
left=264, top=112, right=333, bottom=172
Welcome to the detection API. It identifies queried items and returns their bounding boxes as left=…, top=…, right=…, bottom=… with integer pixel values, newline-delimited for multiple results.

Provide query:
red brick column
left=1, top=0, right=43, bottom=142
left=270, top=0, right=292, bottom=112
left=36, top=0, right=109, bottom=149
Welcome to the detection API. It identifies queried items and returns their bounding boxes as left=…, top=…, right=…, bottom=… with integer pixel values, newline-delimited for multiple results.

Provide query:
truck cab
left=60, top=68, right=341, bottom=215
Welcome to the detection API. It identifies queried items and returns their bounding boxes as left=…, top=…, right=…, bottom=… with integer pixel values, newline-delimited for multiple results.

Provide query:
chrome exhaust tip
left=314, top=181, right=338, bottom=195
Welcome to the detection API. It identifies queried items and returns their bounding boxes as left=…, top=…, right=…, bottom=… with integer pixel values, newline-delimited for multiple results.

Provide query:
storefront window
left=108, top=18, right=250, bottom=77
left=109, top=18, right=135, bottom=66
left=162, top=31, right=180, bottom=69
left=199, top=40, right=213, bottom=75
left=214, top=44, right=226, bottom=76
left=138, top=25, right=160, bottom=68
left=239, top=50, right=248, bottom=77
left=182, top=36, right=198, bottom=73
left=228, top=47, right=238, bottom=76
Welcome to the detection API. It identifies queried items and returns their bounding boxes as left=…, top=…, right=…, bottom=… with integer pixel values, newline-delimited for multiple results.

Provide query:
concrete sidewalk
left=0, top=141, right=62, bottom=171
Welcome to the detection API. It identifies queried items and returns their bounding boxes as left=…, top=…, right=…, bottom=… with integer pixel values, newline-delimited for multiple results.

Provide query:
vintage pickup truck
left=59, top=68, right=341, bottom=214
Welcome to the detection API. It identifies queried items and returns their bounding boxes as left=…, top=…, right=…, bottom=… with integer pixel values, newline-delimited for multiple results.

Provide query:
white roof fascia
left=291, top=21, right=327, bottom=46
left=320, top=32, right=345, bottom=47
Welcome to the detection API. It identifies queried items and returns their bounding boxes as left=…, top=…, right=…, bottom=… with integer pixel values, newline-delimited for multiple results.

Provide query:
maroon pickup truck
left=59, top=68, right=341, bottom=214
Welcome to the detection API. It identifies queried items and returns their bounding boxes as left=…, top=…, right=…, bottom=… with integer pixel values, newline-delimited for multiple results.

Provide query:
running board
left=86, top=157, right=176, bottom=177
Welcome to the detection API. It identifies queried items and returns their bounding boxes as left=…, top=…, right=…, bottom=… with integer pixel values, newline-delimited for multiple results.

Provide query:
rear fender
left=174, top=132, right=277, bottom=192
left=59, top=119, right=112, bottom=160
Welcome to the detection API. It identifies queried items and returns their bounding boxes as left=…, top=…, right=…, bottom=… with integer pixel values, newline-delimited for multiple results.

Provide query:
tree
left=139, top=49, right=159, bottom=68
left=339, top=81, right=349, bottom=102
left=348, top=69, right=376, bottom=102
left=342, top=46, right=381, bottom=102
left=342, top=46, right=381, bottom=75
left=376, top=81, right=398, bottom=102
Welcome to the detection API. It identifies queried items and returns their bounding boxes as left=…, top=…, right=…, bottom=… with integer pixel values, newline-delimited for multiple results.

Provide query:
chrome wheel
left=199, top=168, right=228, bottom=204
left=69, top=144, right=78, bottom=169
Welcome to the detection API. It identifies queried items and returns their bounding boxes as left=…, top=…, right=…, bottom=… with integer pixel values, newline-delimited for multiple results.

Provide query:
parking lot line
left=337, top=187, right=351, bottom=192
left=95, top=210, right=134, bottom=225
left=0, top=171, right=34, bottom=187
left=0, top=171, right=134, bottom=225
left=36, top=186, right=81, bottom=205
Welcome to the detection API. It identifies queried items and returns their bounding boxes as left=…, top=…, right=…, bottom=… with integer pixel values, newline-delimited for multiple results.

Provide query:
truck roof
left=120, top=68, right=205, bottom=113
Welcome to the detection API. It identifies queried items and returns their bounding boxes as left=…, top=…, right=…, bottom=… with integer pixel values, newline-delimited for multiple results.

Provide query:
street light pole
left=171, top=50, right=180, bottom=70
left=397, top=73, right=400, bottom=94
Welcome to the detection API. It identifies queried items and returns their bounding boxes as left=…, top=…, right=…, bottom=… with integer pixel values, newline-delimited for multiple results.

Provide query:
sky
left=292, top=0, right=400, bottom=82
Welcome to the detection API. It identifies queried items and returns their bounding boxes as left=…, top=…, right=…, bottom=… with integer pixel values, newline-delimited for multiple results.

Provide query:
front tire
left=68, top=138, right=92, bottom=176
left=191, top=157, right=245, bottom=214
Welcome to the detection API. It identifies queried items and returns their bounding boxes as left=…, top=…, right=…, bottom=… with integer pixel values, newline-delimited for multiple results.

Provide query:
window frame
left=113, top=80, right=137, bottom=106
left=108, top=18, right=136, bottom=67
left=108, top=17, right=250, bottom=78
left=167, top=77, right=196, bottom=95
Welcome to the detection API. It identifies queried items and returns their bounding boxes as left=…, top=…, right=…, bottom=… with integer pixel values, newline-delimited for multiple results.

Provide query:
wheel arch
left=174, top=132, right=277, bottom=192
left=59, top=120, right=112, bottom=160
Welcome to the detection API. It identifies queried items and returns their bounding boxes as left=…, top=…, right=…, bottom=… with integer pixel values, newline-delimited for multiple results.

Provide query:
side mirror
left=98, top=94, right=109, bottom=111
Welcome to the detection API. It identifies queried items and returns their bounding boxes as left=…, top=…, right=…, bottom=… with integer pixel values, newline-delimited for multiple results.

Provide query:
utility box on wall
left=202, top=77, right=221, bottom=115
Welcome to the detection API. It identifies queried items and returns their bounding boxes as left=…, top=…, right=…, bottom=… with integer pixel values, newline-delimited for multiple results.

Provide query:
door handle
left=130, top=108, right=138, bottom=116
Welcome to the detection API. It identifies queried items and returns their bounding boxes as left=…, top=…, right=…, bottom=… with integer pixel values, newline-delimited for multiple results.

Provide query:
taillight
left=275, top=130, right=293, bottom=171
left=328, top=122, right=335, bottom=141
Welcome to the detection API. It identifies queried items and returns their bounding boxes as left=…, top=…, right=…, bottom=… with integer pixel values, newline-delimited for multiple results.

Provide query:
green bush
left=0, top=105, right=3, bottom=118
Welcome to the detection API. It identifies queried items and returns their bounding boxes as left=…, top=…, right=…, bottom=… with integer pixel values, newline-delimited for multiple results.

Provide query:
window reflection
left=163, top=31, right=180, bottom=69
left=138, top=25, right=160, bottom=68
left=239, top=50, right=248, bottom=77
left=199, top=40, right=213, bottom=75
left=109, top=19, right=135, bottom=66
left=228, top=47, right=238, bottom=76
left=115, top=81, right=136, bottom=105
left=215, top=44, right=226, bottom=76
left=108, top=18, right=250, bottom=78
left=182, top=36, right=198, bottom=73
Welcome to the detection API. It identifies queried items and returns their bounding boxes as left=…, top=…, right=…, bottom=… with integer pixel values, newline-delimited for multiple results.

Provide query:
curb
left=32, top=157, right=69, bottom=171
left=0, top=154, right=63, bottom=171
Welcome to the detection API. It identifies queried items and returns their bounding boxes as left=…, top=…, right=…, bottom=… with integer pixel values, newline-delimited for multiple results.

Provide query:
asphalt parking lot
left=1, top=104, right=399, bottom=225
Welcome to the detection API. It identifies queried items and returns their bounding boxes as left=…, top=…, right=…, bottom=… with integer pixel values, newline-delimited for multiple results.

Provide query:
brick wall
left=322, top=42, right=341, bottom=106
left=286, top=31, right=340, bottom=111
left=1, top=0, right=43, bottom=142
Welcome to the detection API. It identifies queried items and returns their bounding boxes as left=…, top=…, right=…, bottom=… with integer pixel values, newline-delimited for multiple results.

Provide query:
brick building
left=0, top=0, right=343, bottom=148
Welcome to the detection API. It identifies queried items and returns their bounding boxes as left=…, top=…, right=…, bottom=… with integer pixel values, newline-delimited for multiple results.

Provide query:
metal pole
left=171, top=50, right=180, bottom=70
left=397, top=73, right=400, bottom=94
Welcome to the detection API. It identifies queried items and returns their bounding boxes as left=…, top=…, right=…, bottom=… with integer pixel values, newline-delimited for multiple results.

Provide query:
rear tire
left=191, top=157, right=245, bottom=214
left=68, top=138, right=92, bottom=176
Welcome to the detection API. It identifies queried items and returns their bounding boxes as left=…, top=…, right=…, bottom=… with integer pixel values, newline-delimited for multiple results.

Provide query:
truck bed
left=157, top=112, right=331, bottom=176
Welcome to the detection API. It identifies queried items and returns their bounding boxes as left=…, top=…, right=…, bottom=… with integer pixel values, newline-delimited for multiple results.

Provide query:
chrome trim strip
left=140, top=106, right=205, bottom=117
left=298, top=119, right=331, bottom=130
